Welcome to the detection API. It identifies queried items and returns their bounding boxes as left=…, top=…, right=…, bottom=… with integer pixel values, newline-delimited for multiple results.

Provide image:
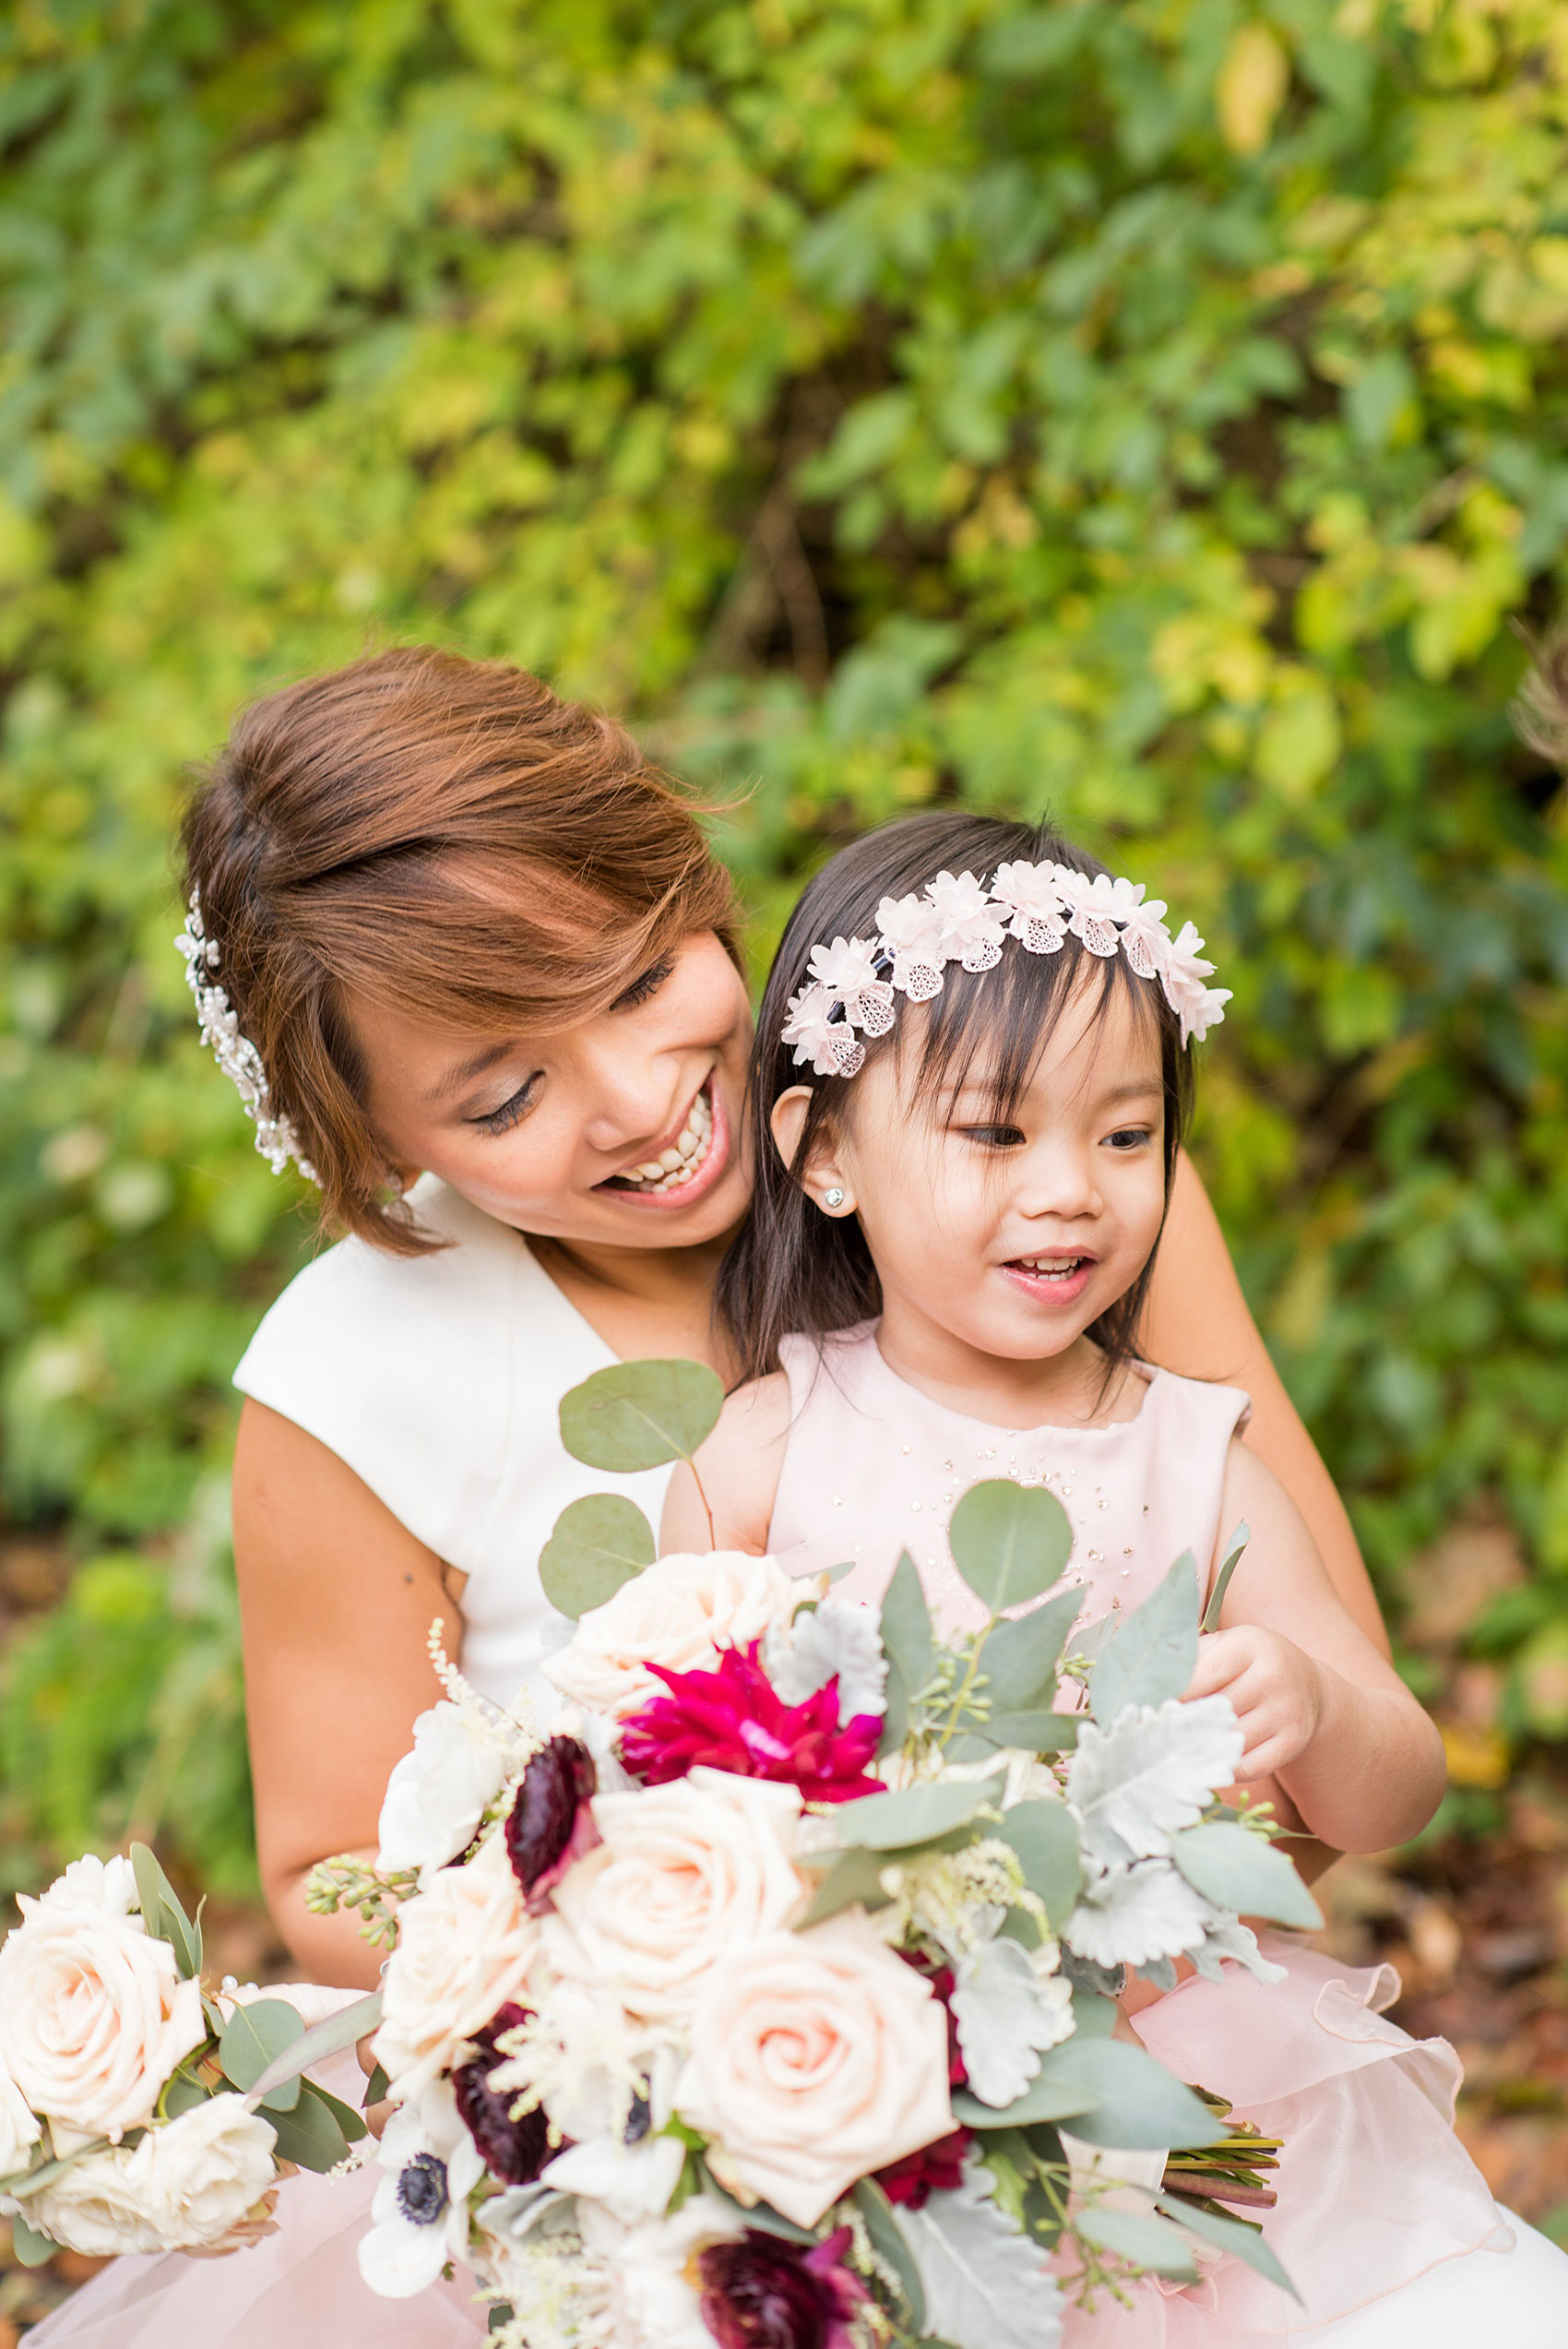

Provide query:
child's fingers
left=1183, top=1629, right=1256, bottom=1699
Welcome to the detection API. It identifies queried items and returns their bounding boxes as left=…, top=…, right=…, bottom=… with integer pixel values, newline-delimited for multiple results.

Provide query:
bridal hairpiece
left=781, top=860, right=1230, bottom=1079
left=174, top=889, right=319, bottom=1182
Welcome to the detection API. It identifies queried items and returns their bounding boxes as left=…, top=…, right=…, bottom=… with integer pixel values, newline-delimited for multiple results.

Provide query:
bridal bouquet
left=0, top=1844, right=367, bottom=2264
left=307, top=1360, right=1320, bottom=2349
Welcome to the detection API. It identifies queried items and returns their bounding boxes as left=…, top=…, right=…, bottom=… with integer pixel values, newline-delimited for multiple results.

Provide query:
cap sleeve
left=232, top=1179, right=525, bottom=1577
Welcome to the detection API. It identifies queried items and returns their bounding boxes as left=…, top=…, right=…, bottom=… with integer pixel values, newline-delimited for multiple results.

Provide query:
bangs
left=901, top=932, right=1171, bottom=1130
left=292, top=847, right=707, bottom=1038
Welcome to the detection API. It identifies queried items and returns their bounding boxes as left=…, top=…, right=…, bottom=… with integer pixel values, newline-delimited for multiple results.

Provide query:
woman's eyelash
left=472, top=1076, right=541, bottom=1136
left=612, top=955, right=676, bottom=1011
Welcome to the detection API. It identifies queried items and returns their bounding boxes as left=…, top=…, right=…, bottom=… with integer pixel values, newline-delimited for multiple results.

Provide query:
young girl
left=664, top=811, right=1568, bottom=2344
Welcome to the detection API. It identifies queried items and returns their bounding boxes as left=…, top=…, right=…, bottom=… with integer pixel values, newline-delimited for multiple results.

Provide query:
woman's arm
left=1145, top=1151, right=1389, bottom=1659
left=232, top=1399, right=449, bottom=1987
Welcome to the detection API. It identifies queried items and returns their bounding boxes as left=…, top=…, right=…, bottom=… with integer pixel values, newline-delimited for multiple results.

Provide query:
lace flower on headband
left=174, top=891, right=319, bottom=1182
left=780, top=861, right=1230, bottom=1079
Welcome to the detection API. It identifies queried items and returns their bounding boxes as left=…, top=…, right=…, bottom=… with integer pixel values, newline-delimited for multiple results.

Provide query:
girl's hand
left=1184, top=1627, right=1326, bottom=1782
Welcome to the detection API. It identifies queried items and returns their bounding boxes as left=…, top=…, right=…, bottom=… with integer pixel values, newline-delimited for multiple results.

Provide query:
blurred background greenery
left=3, top=0, right=1568, bottom=2233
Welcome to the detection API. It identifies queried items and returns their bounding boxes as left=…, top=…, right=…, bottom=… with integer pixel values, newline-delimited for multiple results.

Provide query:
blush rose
left=549, top=1770, right=805, bottom=2024
left=375, top=1833, right=541, bottom=2103
left=543, top=1554, right=799, bottom=1719
left=0, top=1900, right=205, bottom=2143
left=674, top=1910, right=955, bottom=2227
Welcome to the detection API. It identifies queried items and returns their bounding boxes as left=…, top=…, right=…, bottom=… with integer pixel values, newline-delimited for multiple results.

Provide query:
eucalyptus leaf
left=1200, top=1521, right=1251, bottom=1636
left=828, top=1774, right=1003, bottom=1853
left=951, top=2070, right=1098, bottom=2130
left=879, top=1652, right=910, bottom=1756
left=990, top=1798, right=1082, bottom=1930
left=1031, top=2039, right=1221, bottom=2152
left=1170, top=1821, right=1323, bottom=1929
left=879, top=1551, right=934, bottom=1696
left=852, top=2177, right=927, bottom=2331
left=976, top=1588, right=1081, bottom=1710
left=974, top=1707, right=1080, bottom=1753
left=558, top=1359, right=723, bottom=1472
left=362, top=2061, right=390, bottom=2109
left=1155, top=2195, right=1301, bottom=2301
left=1075, top=2204, right=1199, bottom=2279
left=162, top=2069, right=212, bottom=2118
left=264, top=2078, right=356, bottom=2172
left=539, top=1494, right=656, bottom=1617
left=243, top=1990, right=383, bottom=2106
left=796, top=1844, right=892, bottom=1926
left=1069, top=1985, right=1120, bottom=2037
left=9, top=2210, right=55, bottom=2266
left=219, top=1997, right=306, bottom=2111
left=129, top=1842, right=200, bottom=1977
left=1088, top=1553, right=1200, bottom=1723
left=949, top=1481, right=1072, bottom=1614
left=7, top=2137, right=113, bottom=2200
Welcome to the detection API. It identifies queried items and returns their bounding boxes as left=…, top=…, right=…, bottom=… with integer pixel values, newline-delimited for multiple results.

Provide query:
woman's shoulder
left=231, top=1178, right=584, bottom=1569
left=236, top=1179, right=530, bottom=1383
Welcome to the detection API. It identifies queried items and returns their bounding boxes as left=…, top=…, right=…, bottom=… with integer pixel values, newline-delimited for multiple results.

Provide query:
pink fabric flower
left=618, top=1644, right=884, bottom=1804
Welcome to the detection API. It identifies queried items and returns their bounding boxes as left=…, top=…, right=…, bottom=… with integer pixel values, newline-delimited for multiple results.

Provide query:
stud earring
left=822, top=1186, right=846, bottom=1210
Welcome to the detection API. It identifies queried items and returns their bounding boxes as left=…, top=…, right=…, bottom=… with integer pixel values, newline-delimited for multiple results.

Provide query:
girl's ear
left=769, top=1087, right=856, bottom=1217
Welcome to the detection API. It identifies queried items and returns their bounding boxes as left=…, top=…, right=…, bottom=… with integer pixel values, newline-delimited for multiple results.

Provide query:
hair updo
left=181, top=647, right=739, bottom=1251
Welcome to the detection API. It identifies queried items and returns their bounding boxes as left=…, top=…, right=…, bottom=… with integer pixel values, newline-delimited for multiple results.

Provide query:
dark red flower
left=698, top=2226, right=867, bottom=2349
left=873, top=2127, right=974, bottom=2210
left=901, top=1955, right=967, bottom=2085
left=504, top=1735, right=598, bottom=1905
left=619, top=1643, right=884, bottom=1804
left=451, top=2004, right=555, bottom=2185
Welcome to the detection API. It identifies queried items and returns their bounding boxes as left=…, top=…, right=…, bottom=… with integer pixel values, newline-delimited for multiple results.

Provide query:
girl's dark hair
left=181, top=647, right=739, bottom=1252
left=717, top=812, right=1194, bottom=1384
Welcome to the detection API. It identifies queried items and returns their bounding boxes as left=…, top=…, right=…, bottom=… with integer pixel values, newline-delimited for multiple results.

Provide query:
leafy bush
left=2, top=0, right=1567, bottom=1883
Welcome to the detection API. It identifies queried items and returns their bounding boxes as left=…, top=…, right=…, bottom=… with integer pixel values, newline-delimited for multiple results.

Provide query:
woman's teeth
left=612, top=1086, right=714, bottom=1193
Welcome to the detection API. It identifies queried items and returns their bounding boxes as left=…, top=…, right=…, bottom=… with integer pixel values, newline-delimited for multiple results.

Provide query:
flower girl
left=663, top=810, right=1568, bottom=2344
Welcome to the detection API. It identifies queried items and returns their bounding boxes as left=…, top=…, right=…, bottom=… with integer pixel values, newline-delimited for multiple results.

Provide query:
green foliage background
left=3, top=0, right=1568, bottom=1891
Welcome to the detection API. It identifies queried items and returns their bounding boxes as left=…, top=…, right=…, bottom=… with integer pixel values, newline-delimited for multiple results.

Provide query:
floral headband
left=780, top=861, right=1230, bottom=1079
left=174, top=890, right=319, bottom=1182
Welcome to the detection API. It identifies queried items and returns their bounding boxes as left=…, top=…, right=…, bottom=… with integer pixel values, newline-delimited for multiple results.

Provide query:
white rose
left=27, top=2140, right=168, bottom=2256
left=578, top=2193, right=742, bottom=2349
left=543, top=1553, right=799, bottom=1718
left=375, top=1833, right=540, bottom=2103
left=35, top=1854, right=138, bottom=1918
left=675, top=1908, right=955, bottom=2227
left=377, top=1701, right=508, bottom=1881
left=550, top=1770, right=804, bottom=2024
left=0, top=1901, right=206, bottom=2141
left=135, top=2093, right=280, bottom=2248
left=0, top=2064, right=41, bottom=2177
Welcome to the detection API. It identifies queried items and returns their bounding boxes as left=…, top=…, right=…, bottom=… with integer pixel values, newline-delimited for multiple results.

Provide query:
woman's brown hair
left=181, top=648, right=739, bottom=1251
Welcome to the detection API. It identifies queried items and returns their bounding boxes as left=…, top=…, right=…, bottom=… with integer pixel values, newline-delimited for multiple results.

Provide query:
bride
left=29, top=645, right=1533, bottom=2343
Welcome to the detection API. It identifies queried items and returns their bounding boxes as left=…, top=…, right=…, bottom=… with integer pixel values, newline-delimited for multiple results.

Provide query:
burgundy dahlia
left=619, top=1643, right=884, bottom=1803
left=504, top=1734, right=598, bottom=1904
left=451, top=2005, right=555, bottom=2186
left=697, top=2226, right=867, bottom=2349
left=873, top=2127, right=974, bottom=2210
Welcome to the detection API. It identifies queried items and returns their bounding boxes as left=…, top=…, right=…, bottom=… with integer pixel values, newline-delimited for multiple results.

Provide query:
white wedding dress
left=28, top=1178, right=1568, bottom=2343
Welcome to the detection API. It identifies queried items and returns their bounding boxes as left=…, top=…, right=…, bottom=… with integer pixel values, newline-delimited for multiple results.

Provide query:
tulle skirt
left=1064, top=1936, right=1568, bottom=2343
left=30, top=1949, right=1568, bottom=2346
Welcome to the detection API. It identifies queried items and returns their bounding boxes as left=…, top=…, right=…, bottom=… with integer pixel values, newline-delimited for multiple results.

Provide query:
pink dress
left=767, top=1326, right=1567, bottom=2343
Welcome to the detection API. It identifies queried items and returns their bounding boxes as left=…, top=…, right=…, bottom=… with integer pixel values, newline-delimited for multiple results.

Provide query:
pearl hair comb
left=780, top=861, right=1230, bottom=1080
left=174, top=889, right=319, bottom=1182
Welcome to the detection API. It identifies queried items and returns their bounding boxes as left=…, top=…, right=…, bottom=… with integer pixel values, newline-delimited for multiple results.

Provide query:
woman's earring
left=822, top=1186, right=846, bottom=1211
